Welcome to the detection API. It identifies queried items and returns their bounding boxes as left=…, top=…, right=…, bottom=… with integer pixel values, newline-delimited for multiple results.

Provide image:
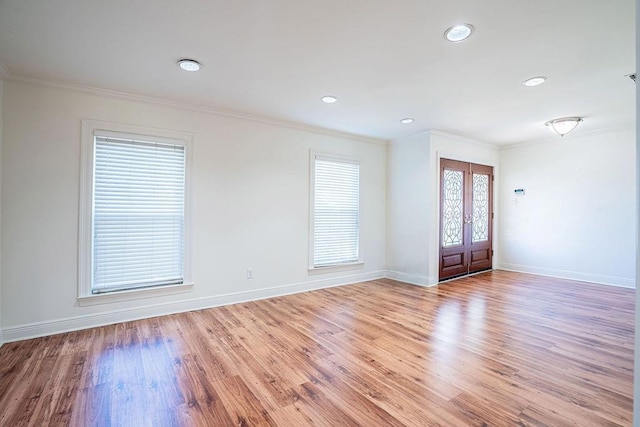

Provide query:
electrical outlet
left=246, top=269, right=253, bottom=279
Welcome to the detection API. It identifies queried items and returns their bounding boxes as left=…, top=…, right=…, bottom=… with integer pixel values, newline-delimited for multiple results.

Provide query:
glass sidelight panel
left=472, top=173, right=489, bottom=243
left=442, top=170, right=464, bottom=247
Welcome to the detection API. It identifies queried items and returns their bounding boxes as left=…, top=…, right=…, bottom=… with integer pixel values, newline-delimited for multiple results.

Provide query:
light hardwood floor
left=0, top=271, right=634, bottom=426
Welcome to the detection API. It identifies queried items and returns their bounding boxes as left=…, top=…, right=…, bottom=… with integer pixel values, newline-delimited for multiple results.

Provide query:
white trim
left=2, top=270, right=386, bottom=343
left=308, top=262, right=364, bottom=275
left=388, top=129, right=431, bottom=144
left=500, top=126, right=636, bottom=151
left=435, top=149, right=499, bottom=170
left=77, top=283, right=194, bottom=306
left=308, top=151, right=315, bottom=269
left=82, top=119, right=197, bottom=144
left=3, top=266, right=631, bottom=342
left=390, top=129, right=498, bottom=150
left=78, top=121, right=94, bottom=299
left=496, top=264, right=635, bottom=289
left=0, top=60, right=9, bottom=80
left=309, top=151, right=363, bottom=270
left=78, top=119, right=195, bottom=300
left=385, top=270, right=437, bottom=287
left=8, top=75, right=386, bottom=146
left=93, top=129, right=188, bottom=146
left=0, top=80, right=3, bottom=348
left=428, top=129, right=499, bottom=150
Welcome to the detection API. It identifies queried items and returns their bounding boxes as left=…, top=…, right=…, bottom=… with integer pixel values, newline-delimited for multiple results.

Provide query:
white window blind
left=313, top=156, right=360, bottom=267
left=92, top=136, right=186, bottom=294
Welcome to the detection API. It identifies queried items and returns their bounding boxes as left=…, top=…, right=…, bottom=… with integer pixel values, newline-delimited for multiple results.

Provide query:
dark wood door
left=439, top=159, right=493, bottom=281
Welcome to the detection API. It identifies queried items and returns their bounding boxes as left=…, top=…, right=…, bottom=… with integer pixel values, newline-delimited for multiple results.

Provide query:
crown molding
left=389, top=129, right=432, bottom=143
left=390, top=128, right=498, bottom=150
left=7, top=74, right=387, bottom=145
left=428, top=129, right=498, bottom=150
left=0, top=60, right=10, bottom=80
left=500, top=125, right=636, bottom=151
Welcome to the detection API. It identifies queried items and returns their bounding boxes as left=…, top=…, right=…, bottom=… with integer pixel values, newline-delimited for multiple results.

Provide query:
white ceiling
left=0, top=0, right=635, bottom=145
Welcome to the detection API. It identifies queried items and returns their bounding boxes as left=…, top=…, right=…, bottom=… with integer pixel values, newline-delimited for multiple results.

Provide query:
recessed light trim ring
left=178, top=59, right=202, bottom=72
left=444, top=24, right=474, bottom=42
left=321, top=95, right=338, bottom=104
left=523, top=76, right=547, bottom=87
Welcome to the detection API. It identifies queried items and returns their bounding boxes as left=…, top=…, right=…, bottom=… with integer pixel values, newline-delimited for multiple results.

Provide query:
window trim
left=308, top=151, right=363, bottom=272
left=78, top=119, right=194, bottom=304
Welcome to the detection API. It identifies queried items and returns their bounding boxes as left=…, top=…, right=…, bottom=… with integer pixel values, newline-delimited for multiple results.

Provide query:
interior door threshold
left=439, top=269, right=494, bottom=284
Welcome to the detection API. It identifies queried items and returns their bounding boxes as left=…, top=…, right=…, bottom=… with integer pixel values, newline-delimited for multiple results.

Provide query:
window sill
left=77, top=282, right=194, bottom=307
left=308, top=261, right=364, bottom=275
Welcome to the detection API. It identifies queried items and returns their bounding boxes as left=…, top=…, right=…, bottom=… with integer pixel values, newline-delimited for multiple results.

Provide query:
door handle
left=464, top=214, right=473, bottom=224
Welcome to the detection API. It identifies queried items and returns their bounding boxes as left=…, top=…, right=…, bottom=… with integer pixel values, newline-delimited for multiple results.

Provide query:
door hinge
left=492, top=212, right=494, bottom=219
left=491, top=250, right=494, bottom=256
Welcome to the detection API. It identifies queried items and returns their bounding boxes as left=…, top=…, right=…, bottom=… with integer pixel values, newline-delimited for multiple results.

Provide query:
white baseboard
left=385, top=270, right=437, bottom=287
left=496, top=263, right=635, bottom=288
left=5, top=265, right=629, bottom=343
left=2, top=270, right=386, bottom=343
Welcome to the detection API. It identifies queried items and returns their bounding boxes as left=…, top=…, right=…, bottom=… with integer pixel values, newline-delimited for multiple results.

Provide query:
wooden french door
left=439, top=159, right=493, bottom=281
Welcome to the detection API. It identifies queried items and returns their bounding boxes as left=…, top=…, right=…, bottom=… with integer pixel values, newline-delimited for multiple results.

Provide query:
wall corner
left=0, top=79, right=4, bottom=347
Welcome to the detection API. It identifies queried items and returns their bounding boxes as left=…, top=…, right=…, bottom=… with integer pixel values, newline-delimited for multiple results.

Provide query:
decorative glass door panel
left=472, top=173, right=490, bottom=243
left=442, top=170, right=464, bottom=247
left=439, top=159, right=493, bottom=281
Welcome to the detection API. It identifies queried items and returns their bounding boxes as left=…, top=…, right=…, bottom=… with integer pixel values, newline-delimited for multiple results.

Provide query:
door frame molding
left=428, top=150, right=499, bottom=285
left=438, top=159, right=494, bottom=281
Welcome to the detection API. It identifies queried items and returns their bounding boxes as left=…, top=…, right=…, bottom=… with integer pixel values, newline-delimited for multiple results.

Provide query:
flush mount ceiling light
left=400, top=118, right=415, bottom=124
left=178, top=59, right=201, bottom=72
left=545, top=117, right=583, bottom=137
left=523, top=76, right=547, bottom=87
left=321, top=95, right=338, bottom=104
left=444, top=24, right=474, bottom=42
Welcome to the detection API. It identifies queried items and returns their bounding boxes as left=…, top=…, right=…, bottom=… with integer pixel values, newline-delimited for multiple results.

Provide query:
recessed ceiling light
left=400, top=118, right=414, bottom=124
left=444, top=24, right=474, bottom=42
left=523, top=76, right=547, bottom=87
left=321, top=96, right=338, bottom=104
left=178, top=59, right=201, bottom=72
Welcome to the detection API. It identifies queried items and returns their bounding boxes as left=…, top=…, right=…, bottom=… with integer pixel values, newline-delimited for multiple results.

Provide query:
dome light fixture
left=545, top=117, right=583, bottom=137
left=444, top=24, right=474, bottom=42
left=321, top=95, right=338, bottom=104
left=400, top=118, right=415, bottom=124
left=178, top=59, right=202, bottom=72
left=523, top=76, right=547, bottom=87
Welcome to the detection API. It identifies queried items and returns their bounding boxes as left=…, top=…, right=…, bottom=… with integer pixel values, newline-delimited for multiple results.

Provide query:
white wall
left=634, top=0, right=639, bottom=417
left=0, top=80, right=3, bottom=347
left=498, top=129, right=637, bottom=287
left=0, top=79, right=387, bottom=340
left=386, top=132, right=431, bottom=284
left=1, top=78, right=635, bottom=344
left=387, top=130, right=499, bottom=285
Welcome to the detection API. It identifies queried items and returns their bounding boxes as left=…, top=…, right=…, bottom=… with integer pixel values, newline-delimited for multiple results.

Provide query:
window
left=310, top=153, right=361, bottom=269
left=79, top=120, right=192, bottom=300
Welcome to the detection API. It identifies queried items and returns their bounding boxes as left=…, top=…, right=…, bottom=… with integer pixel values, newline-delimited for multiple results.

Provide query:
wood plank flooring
left=0, top=270, right=634, bottom=426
